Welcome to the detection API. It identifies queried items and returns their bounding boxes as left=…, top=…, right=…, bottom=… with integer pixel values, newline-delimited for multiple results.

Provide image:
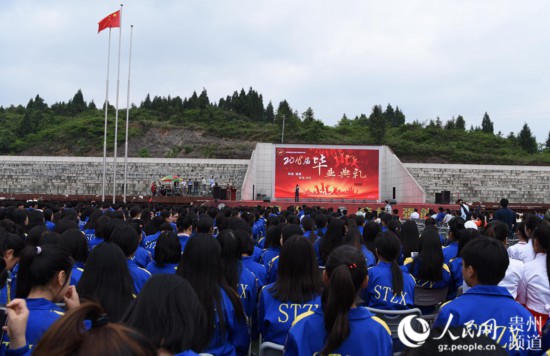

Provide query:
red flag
left=98, top=10, right=121, bottom=33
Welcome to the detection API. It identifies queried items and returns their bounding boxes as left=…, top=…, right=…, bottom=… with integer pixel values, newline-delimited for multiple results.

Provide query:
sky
left=1, top=0, right=549, bottom=142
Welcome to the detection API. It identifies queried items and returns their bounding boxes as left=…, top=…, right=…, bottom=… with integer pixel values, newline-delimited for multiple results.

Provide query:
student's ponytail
left=375, top=231, right=403, bottom=296
left=34, top=301, right=157, bottom=355
left=321, top=245, right=367, bottom=355
left=16, top=244, right=72, bottom=298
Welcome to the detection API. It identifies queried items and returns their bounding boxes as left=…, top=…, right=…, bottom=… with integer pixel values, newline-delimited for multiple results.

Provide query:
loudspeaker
left=441, top=190, right=450, bottom=204
left=435, top=193, right=442, bottom=204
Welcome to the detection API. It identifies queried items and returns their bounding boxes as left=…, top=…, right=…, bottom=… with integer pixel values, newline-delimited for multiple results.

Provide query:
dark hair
left=343, top=229, right=363, bottom=251
left=282, top=224, right=303, bottom=244
left=83, top=210, right=103, bottom=230
left=59, top=229, right=89, bottom=264
left=321, top=245, right=367, bottom=354
left=154, top=231, right=181, bottom=266
left=122, top=275, right=209, bottom=353
left=457, top=228, right=481, bottom=256
left=319, top=219, right=346, bottom=265
left=54, top=219, right=79, bottom=235
left=415, top=229, right=443, bottom=281
left=484, top=221, right=508, bottom=242
left=448, top=217, right=465, bottom=250
left=218, top=229, right=242, bottom=291
left=362, top=221, right=381, bottom=253
left=269, top=236, right=322, bottom=303
left=110, top=225, right=139, bottom=257
left=461, top=237, right=508, bottom=285
left=374, top=231, right=403, bottom=295
left=27, top=209, right=45, bottom=231
left=176, top=233, right=245, bottom=343
left=533, top=221, right=550, bottom=288
left=177, top=214, right=195, bottom=232
left=16, top=244, right=72, bottom=298
left=197, top=215, right=213, bottom=233
left=524, top=214, right=542, bottom=240
left=301, top=217, right=317, bottom=244
left=33, top=301, right=157, bottom=356
left=76, top=243, right=134, bottom=321
left=0, top=232, right=25, bottom=287
left=400, top=221, right=420, bottom=259
left=500, top=198, right=509, bottom=208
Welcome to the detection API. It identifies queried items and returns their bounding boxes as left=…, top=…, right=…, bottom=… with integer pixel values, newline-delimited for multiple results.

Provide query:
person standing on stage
left=295, top=185, right=300, bottom=202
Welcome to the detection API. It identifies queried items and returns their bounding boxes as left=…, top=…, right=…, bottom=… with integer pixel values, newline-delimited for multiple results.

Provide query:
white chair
left=259, top=341, right=284, bottom=356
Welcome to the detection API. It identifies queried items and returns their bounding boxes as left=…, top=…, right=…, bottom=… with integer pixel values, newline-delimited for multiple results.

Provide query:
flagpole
left=101, top=28, right=112, bottom=202
left=112, top=4, right=123, bottom=204
left=123, top=24, right=134, bottom=204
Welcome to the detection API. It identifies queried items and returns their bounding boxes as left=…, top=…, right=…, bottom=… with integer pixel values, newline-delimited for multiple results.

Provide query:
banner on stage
left=274, top=146, right=379, bottom=200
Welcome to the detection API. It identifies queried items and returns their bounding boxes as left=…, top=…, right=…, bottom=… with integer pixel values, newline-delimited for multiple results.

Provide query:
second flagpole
left=112, top=3, right=123, bottom=203
left=123, top=24, right=134, bottom=203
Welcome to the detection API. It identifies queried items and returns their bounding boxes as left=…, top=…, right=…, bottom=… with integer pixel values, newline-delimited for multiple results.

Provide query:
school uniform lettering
left=238, top=284, right=248, bottom=299
left=362, top=262, right=414, bottom=310
left=277, top=303, right=319, bottom=323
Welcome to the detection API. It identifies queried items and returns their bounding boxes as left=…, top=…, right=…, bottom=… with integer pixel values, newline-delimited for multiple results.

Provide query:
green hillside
left=1, top=88, right=549, bottom=165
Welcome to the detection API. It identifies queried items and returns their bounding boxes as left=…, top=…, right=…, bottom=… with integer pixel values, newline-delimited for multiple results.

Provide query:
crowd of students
left=0, top=200, right=548, bottom=355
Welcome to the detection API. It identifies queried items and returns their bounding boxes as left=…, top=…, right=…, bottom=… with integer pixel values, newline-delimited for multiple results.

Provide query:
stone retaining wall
left=0, top=156, right=249, bottom=199
left=404, top=163, right=550, bottom=204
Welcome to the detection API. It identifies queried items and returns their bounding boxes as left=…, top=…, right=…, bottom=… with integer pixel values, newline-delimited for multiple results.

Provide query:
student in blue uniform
left=237, top=230, right=267, bottom=288
left=129, top=222, right=153, bottom=268
left=123, top=275, right=209, bottom=355
left=360, top=231, right=415, bottom=310
left=82, top=210, right=103, bottom=246
left=400, top=220, right=420, bottom=261
left=7, top=245, right=79, bottom=349
left=111, top=225, right=151, bottom=294
left=363, top=221, right=381, bottom=264
left=261, top=225, right=283, bottom=271
left=58, top=229, right=88, bottom=286
left=301, top=217, right=318, bottom=244
left=344, top=228, right=376, bottom=268
left=76, top=242, right=134, bottom=322
left=447, top=228, right=480, bottom=300
left=146, top=231, right=180, bottom=275
left=143, top=223, right=173, bottom=259
left=218, top=229, right=257, bottom=319
left=285, top=245, right=393, bottom=356
left=177, top=234, right=250, bottom=356
left=0, top=232, right=25, bottom=304
left=317, top=219, right=346, bottom=266
left=442, top=217, right=465, bottom=264
left=33, top=301, right=157, bottom=355
left=259, top=236, right=322, bottom=345
left=176, top=214, right=194, bottom=254
left=434, top=237, right=540, bottom=355
left=87, top=215, right=109, bottom=251
left=266, top=224, right=303, bottom=284
left=403, top=228, right=451, bottom=289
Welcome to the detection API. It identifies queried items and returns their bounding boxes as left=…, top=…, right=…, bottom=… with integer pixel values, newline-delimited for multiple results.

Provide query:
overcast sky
left=1, top=0, right=549, bottom=142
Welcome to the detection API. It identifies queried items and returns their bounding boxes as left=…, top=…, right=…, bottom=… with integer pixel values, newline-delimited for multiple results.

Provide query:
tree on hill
left=444, top=117, right=456, bottom=130
left=394, top=106, right=405, bottom=127
left=265, top=101, right=275, bottom=123
left=455, top=115, right=466, bottom=131
left=545, top=131, right=550, bottom=150
left=68, top=89, right=87, bottom=115
left=481, top=112, right=494, bottom=134
left=302, top=107, right=315, bottom=123
left=369, top=105, right=385, bottom=144
left=518, top=123, right=538, bottom=154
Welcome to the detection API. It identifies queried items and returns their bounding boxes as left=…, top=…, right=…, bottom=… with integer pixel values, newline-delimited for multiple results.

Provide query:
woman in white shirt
left=508, top=222, right=527, bottom=261
left=517, top=220, right=550, bottom=327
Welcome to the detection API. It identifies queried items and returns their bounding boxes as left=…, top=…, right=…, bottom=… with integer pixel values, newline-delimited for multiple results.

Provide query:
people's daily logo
left=397, top=315, right=431, bottom=348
